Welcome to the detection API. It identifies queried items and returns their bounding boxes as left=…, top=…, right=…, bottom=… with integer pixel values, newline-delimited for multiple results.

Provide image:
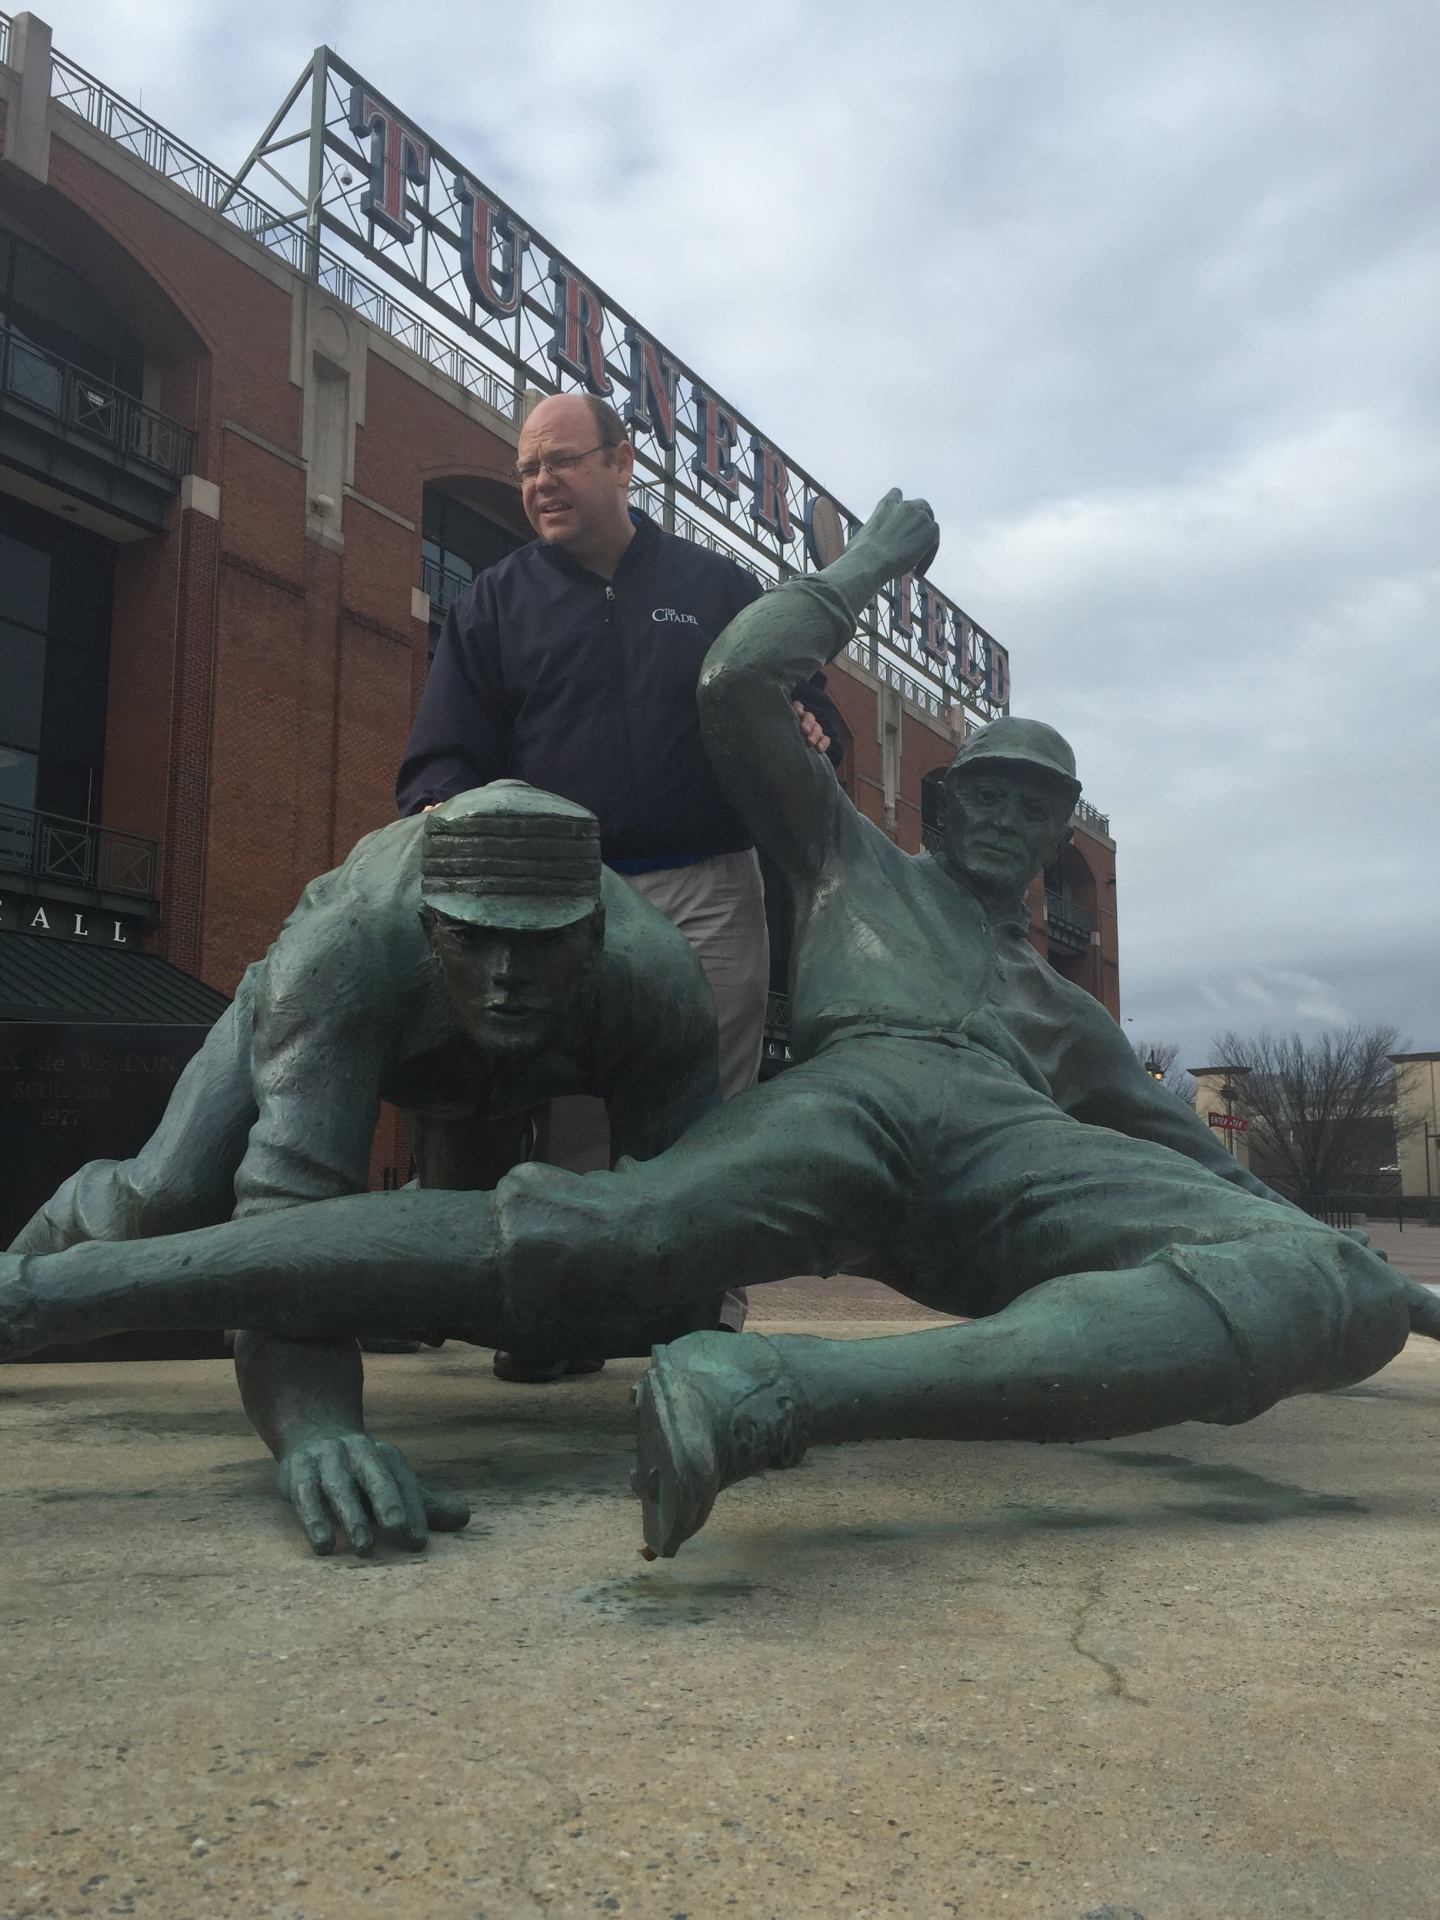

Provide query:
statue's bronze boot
left=631, top=1331, right=811, bottom=1558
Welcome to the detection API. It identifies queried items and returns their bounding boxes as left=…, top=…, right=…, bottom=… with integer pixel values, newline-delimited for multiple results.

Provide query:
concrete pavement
left=3, top=1323, right=1440, bottom=1919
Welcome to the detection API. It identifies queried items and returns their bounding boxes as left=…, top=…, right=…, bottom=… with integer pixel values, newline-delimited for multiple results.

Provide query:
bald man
left=397, top=391, right=842, bottom=1105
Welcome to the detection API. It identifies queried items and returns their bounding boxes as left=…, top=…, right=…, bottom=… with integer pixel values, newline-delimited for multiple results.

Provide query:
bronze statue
left=4, top=494, right=1436, bottom=1560
left=9, top=782, right=730, bottom=1555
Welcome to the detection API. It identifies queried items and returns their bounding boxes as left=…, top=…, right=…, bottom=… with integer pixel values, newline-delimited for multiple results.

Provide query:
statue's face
left=942, top=767, right=1073, bottom=897
left=426, top=908, right=604, bottom=1055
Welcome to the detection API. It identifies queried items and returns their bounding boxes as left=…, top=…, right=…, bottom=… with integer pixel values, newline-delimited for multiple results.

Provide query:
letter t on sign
left=348, top=87, right=430, bottom=243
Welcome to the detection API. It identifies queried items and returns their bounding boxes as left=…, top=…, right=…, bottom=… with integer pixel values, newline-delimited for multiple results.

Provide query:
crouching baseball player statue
left=3, top=491, right=1436, bottom=1560
left=7, top=781, right=735, bottom=1555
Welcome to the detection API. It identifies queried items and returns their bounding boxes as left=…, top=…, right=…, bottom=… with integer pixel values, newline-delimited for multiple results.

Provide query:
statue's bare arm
left=231, top=1098, right=522, bottom=1556
left=698, top=490, right=939, bottom=888
left=229, top=891, right=449, bottom=1553
left=234, top=1331, right=469, bottom=1556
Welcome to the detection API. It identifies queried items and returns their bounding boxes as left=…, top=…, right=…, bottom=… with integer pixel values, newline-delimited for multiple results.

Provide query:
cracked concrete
left=1067, top=1576, right=1147, bottom=1708
left=3, top=1323, right=1440, bottom=1919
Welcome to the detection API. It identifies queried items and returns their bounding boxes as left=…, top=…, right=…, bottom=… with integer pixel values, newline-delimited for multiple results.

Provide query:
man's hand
left=793, top=702, right=832, bottom=754
left=276, top=1430, right=470, bottom=1556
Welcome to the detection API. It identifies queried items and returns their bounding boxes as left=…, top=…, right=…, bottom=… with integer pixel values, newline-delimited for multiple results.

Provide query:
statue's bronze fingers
left=318, top=1451, right=375, bottom=1555
left=288, top=1464, right=336, bottom=1557
left=394, top=1468, right=431, bottom=1551
left=354, top=1444, right=423, bottom=1549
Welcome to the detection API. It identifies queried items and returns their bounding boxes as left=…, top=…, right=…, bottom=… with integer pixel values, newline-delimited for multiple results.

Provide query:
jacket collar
left=534, top=508, right=661, bottom=586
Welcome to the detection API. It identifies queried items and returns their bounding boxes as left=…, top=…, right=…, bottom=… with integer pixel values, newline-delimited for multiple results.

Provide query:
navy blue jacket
left=396, top=513, right=842, bottom=861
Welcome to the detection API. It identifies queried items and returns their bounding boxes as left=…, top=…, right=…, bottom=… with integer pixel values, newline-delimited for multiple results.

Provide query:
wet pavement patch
left=579, top=1572, right=765, bottom=1627
left=1090, top=1448, right=1366, bottom=1524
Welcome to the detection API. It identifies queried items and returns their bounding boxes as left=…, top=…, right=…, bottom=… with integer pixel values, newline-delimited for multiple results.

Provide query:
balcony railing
left=1044, top=889, right=1093, bottom=951
left=1, top=329, right=196, bottom=481
left=420, top=555, right=473, bottom=620
left=1073, top=797, right=1111, bottom=838
left=0, top=803, right=160, bottom=900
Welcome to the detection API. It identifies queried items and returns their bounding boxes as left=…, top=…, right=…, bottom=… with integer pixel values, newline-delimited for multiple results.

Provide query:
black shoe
left=493, top=1352, right=606, bottom=1384
left=631, top=1331, right=809, bottom=1558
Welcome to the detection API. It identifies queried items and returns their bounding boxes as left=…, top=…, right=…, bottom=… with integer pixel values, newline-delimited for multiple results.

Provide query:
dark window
left=0, top=497, right=114, bottom=823
left=0, top=529, right=50, bottom=628
left=0, top=620, right=46, bottom=751
left=0, top=746, right=38, bottom=810
left=0, top=229, right=144, bottom=395
left=422, top=490, right=526, bottom=655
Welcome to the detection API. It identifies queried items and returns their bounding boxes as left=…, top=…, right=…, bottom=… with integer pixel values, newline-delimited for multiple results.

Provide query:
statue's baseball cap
left=946, top=717, right=1081, bottom=810
left=420, top=781, right=602, bottom=931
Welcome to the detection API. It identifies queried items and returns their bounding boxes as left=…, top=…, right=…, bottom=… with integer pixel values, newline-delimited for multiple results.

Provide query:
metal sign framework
left=9, top=10, right=1010, bottom=726
left=219, top=47, right=1009, bottom=725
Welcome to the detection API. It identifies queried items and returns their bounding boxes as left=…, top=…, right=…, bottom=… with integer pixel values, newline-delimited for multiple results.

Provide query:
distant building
left=1391, top=1053, right=1440, bottom=1200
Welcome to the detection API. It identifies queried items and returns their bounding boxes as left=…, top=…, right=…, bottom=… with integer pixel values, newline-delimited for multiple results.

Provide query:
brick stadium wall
left=16, top=122, right=518, bottom=998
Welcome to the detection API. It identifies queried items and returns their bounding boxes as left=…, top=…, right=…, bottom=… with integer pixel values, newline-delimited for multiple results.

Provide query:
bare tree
left=1209, top=1025, right=1409, bottom=1201
left=1131, top=1040, right=1195, bottom=1105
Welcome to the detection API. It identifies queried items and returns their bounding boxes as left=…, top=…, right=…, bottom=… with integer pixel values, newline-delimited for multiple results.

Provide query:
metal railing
left=1300, top=1194, right=1440, bottom=1231
left=1074, top=797, right=1111, bottom=838
left=1, top=328, right=195, bottom=479
left=1044, top=889, right=1093, bottom=949
left=420, top=555, right=472, bottom=619
left=45, top=42, right=512, bottom=421
left=0, top=802, right=159, bottom=899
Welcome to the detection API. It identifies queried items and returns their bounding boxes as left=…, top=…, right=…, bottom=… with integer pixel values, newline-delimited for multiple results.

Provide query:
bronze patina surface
left=4, top=494, right=1436, bottom=1560
left=6, top=782, right=724, bottom=1553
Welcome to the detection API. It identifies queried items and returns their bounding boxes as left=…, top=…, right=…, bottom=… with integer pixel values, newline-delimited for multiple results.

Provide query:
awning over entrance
left=0, top=931, right=230, bottom=1025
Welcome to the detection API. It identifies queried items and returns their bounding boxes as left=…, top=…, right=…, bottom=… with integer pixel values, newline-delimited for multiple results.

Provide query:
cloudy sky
left=49, top=0, right=1440, bottom=1063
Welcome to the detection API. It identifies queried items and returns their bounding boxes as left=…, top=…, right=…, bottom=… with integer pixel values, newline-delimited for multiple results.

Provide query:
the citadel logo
left=652, top=607, right=700, bottom=625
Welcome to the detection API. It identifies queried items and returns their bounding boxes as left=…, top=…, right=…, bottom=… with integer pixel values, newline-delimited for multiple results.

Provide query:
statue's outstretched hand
left=276, top=1431, right=470, bottom=1556
left=852, top=488, right=940, bottom=583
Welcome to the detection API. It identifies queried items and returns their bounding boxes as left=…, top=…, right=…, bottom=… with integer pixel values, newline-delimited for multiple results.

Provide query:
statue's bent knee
left=492, top=1161, right=659, bottom=1323
left=1165, top=1225, right=1410, bottom=1424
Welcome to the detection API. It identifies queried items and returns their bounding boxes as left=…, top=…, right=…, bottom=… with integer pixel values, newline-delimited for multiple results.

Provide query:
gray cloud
left=51, top=0, right=1440, bottom=1061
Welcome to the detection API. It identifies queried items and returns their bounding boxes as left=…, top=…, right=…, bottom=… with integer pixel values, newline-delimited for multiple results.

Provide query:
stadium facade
left=0, top=11, right=1118, bottom=1211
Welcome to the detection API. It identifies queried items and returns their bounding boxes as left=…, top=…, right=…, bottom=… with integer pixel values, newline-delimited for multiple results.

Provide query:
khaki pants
left=624, top=848, right=769, bottom=1100
left=544, top=850, right=770, bottom=1177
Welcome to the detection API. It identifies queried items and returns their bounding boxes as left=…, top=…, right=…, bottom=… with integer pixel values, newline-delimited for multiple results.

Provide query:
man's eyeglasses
left=513, top=442, right=610, bottom=484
